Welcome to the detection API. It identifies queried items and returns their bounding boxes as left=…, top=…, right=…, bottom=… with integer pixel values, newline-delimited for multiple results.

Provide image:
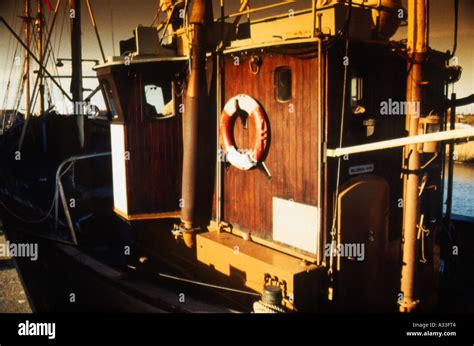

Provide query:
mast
left=70, top=0, right=84, bottom=148
left=36, top=0, right=46, bottom=151
left=21, top=0, right=31, bottom=152
left=399, top=0, right=427, bottom=313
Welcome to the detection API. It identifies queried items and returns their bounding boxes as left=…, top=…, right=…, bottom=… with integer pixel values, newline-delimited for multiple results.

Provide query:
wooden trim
left=114, top=208, right=181, bottom=221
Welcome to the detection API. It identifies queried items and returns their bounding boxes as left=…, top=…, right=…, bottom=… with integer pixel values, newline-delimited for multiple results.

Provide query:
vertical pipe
left=445, top=93, right=456, bottom=222
left=19, top=0, right=31, bottom=152
left=399, top=0, right=427, bottom=313
left=215, top=0, right=224, bottom=227
left=70, top=0, right=84, bottom=148
left=439, top=57, right=449, bottom=223
left=316, top=34, right=323, bottom=265
left=181, top=0, right=215, bottom=247
left=58, top=180, right=78, bottom=245
left=215, top=55, right=222, bottom=226
left=324, top=47, right=329, bottom=267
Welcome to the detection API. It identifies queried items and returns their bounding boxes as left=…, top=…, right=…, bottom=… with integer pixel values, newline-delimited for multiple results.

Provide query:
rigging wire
left=30, top=19, right=63, bottom=113
left=127, top=264, right=260, bottom=298
left=16, top=14, right=35, bottom=118
left=56, top=2, right=68, bottom=107
left=1, top=0, right=18, bottom=103
left=109, top=0, right=115, bottom=56
left=7, top=28, right=28, bottom=123
left=1, top=17, right=22, bottom=111
left=150, top=2, right=163, bottom=27
left=43, top=22, right=58, bottom=109
left=54, top=0, right=66, bottom=57
left=1, top=41, right=20, bottom=112
left=328, top=38, right=350, bottom=278
left=27, top=0, right=68, bottom=118
left=10, top=18, right=34, bottom=120
left=28, top=27, right=41, bottom=115
left=43, top=2, right=56, bottom=110
left=156, top=272, right=261, bottom=297
left=11, top=62, right=27, bottom=122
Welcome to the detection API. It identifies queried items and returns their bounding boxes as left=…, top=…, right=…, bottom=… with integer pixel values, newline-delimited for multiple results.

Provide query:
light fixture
left=418, top=113, right=440, bottom=153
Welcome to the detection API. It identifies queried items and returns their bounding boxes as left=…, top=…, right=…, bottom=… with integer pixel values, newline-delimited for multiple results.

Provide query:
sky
left=0, top=0, right=473, bottom=113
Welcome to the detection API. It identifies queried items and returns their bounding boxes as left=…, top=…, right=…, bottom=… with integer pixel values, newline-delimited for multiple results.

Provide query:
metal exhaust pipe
left=181, top=0, right=215, bottom=247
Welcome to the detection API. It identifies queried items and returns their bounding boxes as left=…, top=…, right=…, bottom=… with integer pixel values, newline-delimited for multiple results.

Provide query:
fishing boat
left=0, top=0, right=473, bottom=313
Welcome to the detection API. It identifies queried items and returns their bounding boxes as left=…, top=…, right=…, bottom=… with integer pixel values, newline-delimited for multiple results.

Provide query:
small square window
left=350, top=73, right=365, bottom=114
left=274, top=67, right=292, bottom=103
left=144, top=82, right=175, bottom=119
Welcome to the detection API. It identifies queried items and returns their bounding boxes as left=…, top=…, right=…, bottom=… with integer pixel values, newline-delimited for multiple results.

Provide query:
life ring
left=220, top=94, right=268, bottom=170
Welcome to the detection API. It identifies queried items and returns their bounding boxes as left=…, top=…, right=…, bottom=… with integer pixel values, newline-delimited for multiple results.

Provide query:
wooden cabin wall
left=98, top=63, right=185, bottom=216
left=221, top=53, right=320, bottom=252
left=124, top=66, right=183, bottom=215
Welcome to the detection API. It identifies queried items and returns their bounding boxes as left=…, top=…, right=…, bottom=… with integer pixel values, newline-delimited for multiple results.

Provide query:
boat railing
left=217, top=0, right=314, bottom=30
left=326, top=128, right=474, bottom=158
left=54, top=152, right=111, bottom=245
left=222, top=0, right=306, bottom=20
left=216, top=0, right=390, bottom=31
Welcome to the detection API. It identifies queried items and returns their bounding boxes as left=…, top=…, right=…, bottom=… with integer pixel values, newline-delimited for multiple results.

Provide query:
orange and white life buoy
left=220, top=94, right=268, bottom=170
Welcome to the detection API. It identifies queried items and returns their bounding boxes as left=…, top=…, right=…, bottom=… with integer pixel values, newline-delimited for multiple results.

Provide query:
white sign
left=273, top=197, right=319, bottom=254
left=349, top=164, right=374, bottom=176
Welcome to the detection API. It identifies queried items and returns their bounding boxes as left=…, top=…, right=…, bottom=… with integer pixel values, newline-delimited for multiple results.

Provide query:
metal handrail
left=326, top=128, right=474, bottom=158
left=223, top=0, right=298, bottom=19
left=54, top=152, right=111, bottom=244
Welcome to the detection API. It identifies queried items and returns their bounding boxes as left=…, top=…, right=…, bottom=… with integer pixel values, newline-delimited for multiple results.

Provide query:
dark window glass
left=350, top=73, right=365, bottom=114
left=100, top=79, right=118, bottom=118
left=275, top=67, right=292, bottom=103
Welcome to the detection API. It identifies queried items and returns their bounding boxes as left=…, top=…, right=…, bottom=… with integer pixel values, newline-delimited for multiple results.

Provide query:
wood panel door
left=334, top=175, right=392, bottom=312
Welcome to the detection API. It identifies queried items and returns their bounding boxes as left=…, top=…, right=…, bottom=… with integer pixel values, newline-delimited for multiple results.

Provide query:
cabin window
left=144, top=82, right=175, bottom=119
left=100, top=79, right=119, bottom=119
left=350, top=73, right=365, bottom=114
left=274, top=66, right=292, bottom=103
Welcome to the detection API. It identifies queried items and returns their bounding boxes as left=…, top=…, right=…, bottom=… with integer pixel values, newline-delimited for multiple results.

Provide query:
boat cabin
left=94, top=0, right=449, bottom=312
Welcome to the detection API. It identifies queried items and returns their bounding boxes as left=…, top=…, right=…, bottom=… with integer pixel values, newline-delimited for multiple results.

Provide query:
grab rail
left=54, top=152, right=111, bottom=245
left=223, top=0, right=299, bottom=19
